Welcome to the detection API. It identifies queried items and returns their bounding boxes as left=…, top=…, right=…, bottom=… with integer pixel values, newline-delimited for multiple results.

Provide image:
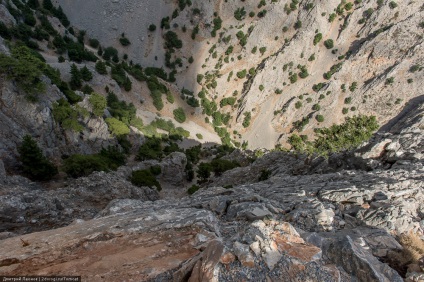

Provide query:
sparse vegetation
left=63, top=146, right=126, bottom=178
left=289, top=115, right=379, bottom=156
left=242, top=112, right=252, bottom=128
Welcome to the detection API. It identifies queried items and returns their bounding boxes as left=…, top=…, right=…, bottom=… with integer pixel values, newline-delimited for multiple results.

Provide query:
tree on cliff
left=18, top=135, right=58, bottom=181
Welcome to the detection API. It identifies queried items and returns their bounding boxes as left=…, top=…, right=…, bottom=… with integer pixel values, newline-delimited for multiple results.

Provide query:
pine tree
left=43, top=0, right=53, bottom=11
left=18, top=135, right=58, bottom=181
left=97, top=46, right=103, bottom=56
left=69, top=63, right=82, bottom=89
left=123, top=76, right=132, bottom=91
left=27, top=0, right=39, bottom=9
left=54, top=6, right=70, bottom=27
left=80, top=66, right=93, bottom=81
left=95, top=61, right=107, bottom=75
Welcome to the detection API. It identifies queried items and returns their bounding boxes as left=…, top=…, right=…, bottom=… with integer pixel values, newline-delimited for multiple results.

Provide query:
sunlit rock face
left=57, top=0, right=424, bottom=149
left=0, top=1, right=423, bottom=281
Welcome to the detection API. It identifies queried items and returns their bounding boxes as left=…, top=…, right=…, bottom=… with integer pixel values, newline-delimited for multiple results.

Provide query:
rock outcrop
left=0, top=99, right=422, bottom=281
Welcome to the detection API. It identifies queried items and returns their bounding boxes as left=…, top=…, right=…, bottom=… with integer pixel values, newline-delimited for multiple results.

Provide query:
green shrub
left=312, top=83, right=325, bottom=92
left=197, top=159, right=239, bottom=180
left=385, top=77, right=394, bottom=85
left=107, top=92, right=137, bottom=124
left=150, top=90, right=164, bottom=110
left=137, top=137, right=163, bottom=161
left=312, top=104, right=320, bottom=111
left=344, top=97, right=352, bottom=104
left=220, top=97, right=236, bottom=107
left=148, top=24, right=156, bottom=31
left=119, top=36, right=131, bottom=46
left=345, top=2, right=353, bottom=10
left=259, top=47, right=267, bottom=55
left=52, top=98, right=84, bottom=132
left=242, top=112, right=251, bottom=128
left=292, top=116, right=310, bottom=131
left=313, top=33, right=322, bottom=45
left=164, top=31, right=182, bottom=49
left=149, top=165, right=162, bottom=176
left=313, top=115, right=378, bottom=154
left=191, top=24, right=199, bottom=39
left=323, top=62, right=343, bottom=79
left=289, top=115, right=378, bottom=156
left=236, top=30, right=248, bottom=46
left=289, top=73, right=298, bottom=83
left=409, top=64, right=422, bottom=73
left=95, top=61, right=107, bottom=75
left=80, top=66, right=93, bottom=81
left=295, top=101, right=302, bottom=109
left=105, top=117, right=130, bottom=136
left=196, top=133, right=203, bottom=139
left=234, top=7, right=246, bottom=21
left=389, top=1, right=398, bottom=9
left=294, top=20, right=302, bottom=29
left=225, top=45, right=234, bottom=55
left=102, top=46, right=118, bottom=61
left=18, top=135, right=58, bottom=181
left=236, top=69, right=247, bottom=79
left=211, top=16, right=223, bottom=36
left=187, top=185, right=200, bottom=195
left=197, top=74, right=204, bottom=84
left=210, top=159, right=240, bottom=176
left=88, top=38, right=99, bottom=48
left=173, top=107, right=186, bottom=123
left=316, top=114, right=324, bottom=122
left=69, top=63, right=82, bottom=89
left=145, top=67, right=168, bottom=80
left=89, top=93, right=106, bottom=117
left=257, top=9, right=267, bottom=18
left=111, top=64, right=131, bottom=91
left=0, top=45, right=45, bottom=94
left=63, top=147, right=126, bottom=178
left=130, top=169, right=161, bottom=190
left=258, top=169, right=272, bottom=181
left=349, top=82, right=358, bottom=92
left=298, top=65, right=309, bottom=78
left=324, top=39, right=334, bottom=49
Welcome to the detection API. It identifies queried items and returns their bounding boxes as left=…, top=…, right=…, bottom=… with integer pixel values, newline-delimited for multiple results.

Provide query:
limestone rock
left=160, top=152, right=187, bottom=186
left=233, top=241, right=255, bottom=268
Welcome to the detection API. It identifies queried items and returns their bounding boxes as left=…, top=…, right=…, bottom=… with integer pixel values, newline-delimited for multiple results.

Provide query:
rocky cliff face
left=57, top=0, right=424, bottom=149
left=0, top=93, right=422, bottom=281
left=0, top=1, right=423, bottom=281
left=0, top=76, right=116, bottom=169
